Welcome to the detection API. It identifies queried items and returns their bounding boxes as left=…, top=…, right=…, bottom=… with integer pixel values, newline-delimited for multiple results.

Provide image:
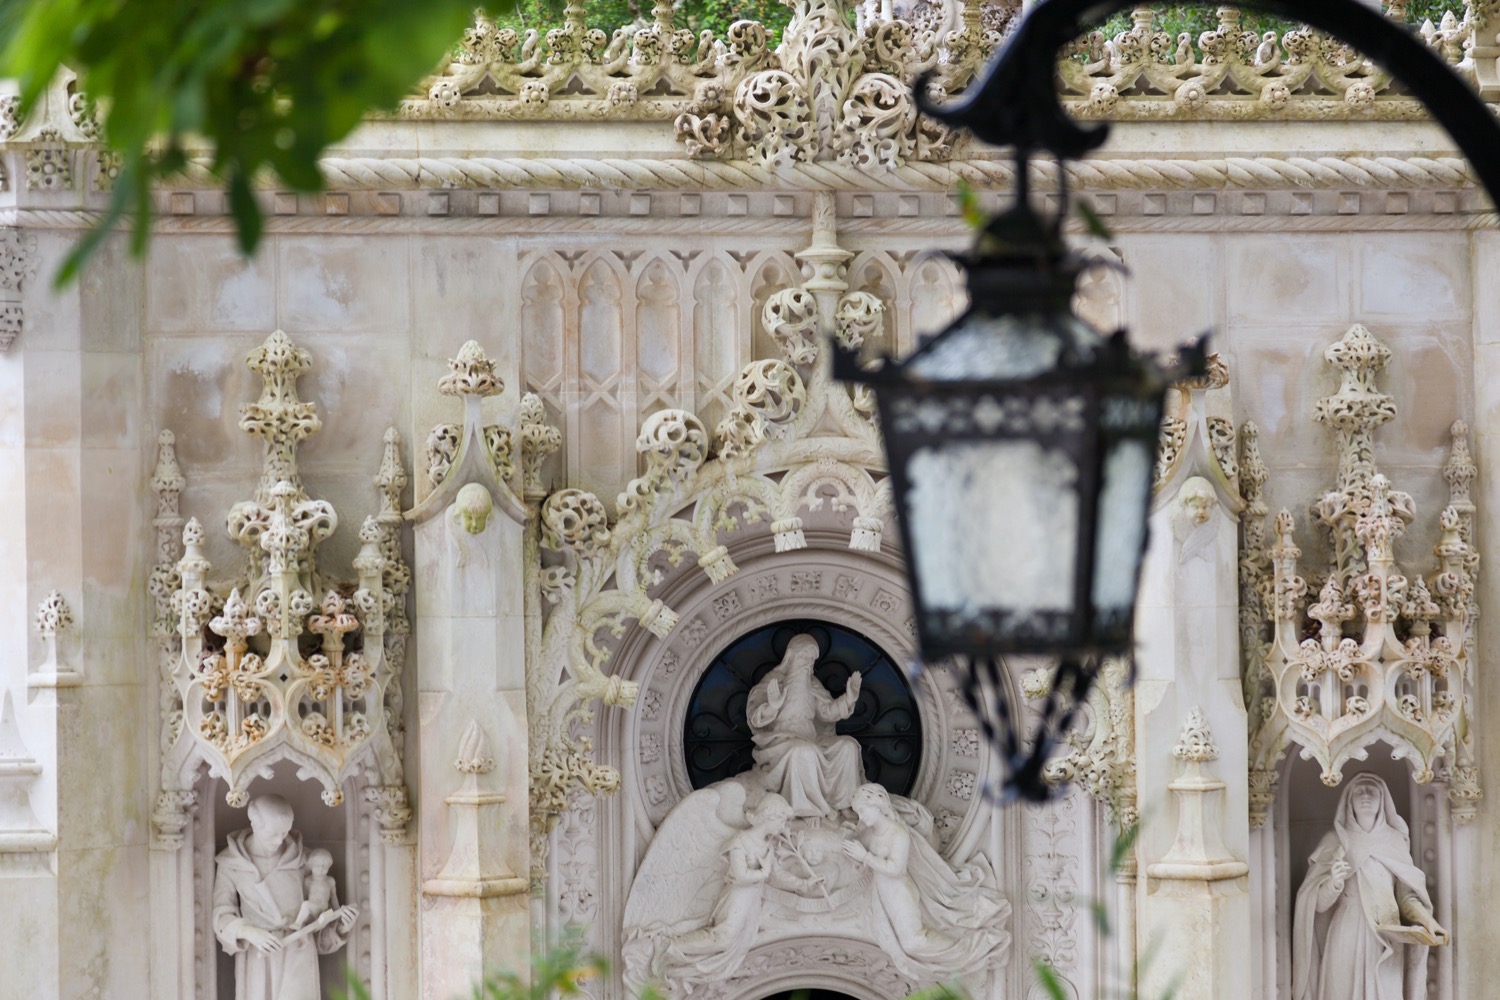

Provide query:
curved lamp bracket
left=920, top=0, right=1500, bottom=205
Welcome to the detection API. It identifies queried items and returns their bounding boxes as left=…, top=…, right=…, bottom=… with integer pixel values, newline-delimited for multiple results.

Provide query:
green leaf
left=1076, top=198, right=1113, bottom=241
left=1110, top=819, right=1141, bottom=874
left=1032, top=959, right=1069, bottom=1000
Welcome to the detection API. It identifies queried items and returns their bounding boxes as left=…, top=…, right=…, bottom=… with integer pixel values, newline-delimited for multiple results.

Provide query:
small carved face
left=455, top=483, right=494, bottom=535
left=784, top=636, right=819, bottom=674
left=307, top=848, right=333, bottom=874
left=851, top=784, right=885, bottom=823
left=1351, top=780, right=1382, bottom=829
left=1180, top=477, right=1216, bottom=525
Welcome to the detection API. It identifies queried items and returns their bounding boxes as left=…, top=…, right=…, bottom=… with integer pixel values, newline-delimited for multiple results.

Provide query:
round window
left=682, top=619, right=921, bottom=796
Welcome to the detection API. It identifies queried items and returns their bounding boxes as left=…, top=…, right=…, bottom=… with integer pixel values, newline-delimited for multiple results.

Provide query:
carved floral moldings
left=0, top=228, right=35, bottom=352
left=1244, top=324, right=1481, bottom=825
left=154, top=331, right=413, bottom=845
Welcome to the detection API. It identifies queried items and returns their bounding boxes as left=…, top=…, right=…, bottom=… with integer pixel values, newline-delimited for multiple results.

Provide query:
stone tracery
left=155, top=330, right=412, bottom=839
left=1244, top=324, right=1481, bottom=824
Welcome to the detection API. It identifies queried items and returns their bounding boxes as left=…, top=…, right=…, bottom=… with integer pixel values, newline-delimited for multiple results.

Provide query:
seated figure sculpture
left=213, top=795, right=359, bottom=1000
left=1293, top=773, right=1447, bottom=1000
left=745, top=634, right=864, bottom=817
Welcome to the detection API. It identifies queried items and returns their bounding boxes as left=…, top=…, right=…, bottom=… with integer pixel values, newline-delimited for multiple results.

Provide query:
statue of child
left=291, top=848, right=337, bottom=930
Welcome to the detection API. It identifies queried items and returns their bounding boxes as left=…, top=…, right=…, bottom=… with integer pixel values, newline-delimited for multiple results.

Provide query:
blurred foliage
left=498, top=1, right=795, bottom=44
left=336, top=930, right=606, bottom=1000
left=1094, top=1, right=1467, bottom=39
left=0, top=0, right=511, bottom=283
left=0, top=0, right=1472, bottom=284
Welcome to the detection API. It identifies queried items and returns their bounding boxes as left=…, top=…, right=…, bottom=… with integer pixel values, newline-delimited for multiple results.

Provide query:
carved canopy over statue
left=1293, top=774, right=1447, bottom=1000
left=623, top=634, right=1009, bottom=994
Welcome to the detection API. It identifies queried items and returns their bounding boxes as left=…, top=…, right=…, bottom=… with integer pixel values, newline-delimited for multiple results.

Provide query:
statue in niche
left=842, top=783, right=1010, bottom=980
left=213, top=795, right=359, bottom=1000
left=622, top=636, right=1010, bottom=994
left=1173, top=475, right=1219, bottom=564
left=1293, top=774, right=1447, bottom=1000
left=746, top=633, right=864, bottom=817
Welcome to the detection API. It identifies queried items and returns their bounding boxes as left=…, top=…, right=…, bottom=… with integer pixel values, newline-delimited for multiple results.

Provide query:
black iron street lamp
left=835, top=0, right=1500, bottom=803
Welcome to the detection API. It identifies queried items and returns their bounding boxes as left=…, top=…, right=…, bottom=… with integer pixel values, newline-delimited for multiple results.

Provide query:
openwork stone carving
left=399, top=0, right=1491, bottom=132
left=528, top=213, right=894, bottom=894
left=158, top=331, right=412, bottom=841
left=1245, top=325, right=1480, bottom=825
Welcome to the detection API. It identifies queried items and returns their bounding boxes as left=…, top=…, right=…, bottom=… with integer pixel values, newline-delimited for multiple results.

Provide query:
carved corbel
left=423, top=721, right=527, bottom=897
left=408, top=340, right=530, bottom=528
left=0, top=690, right=55, bottom=856
left=29, top=590, right=80, bottom=689
left=1147, top=708, right=1248, bottom=881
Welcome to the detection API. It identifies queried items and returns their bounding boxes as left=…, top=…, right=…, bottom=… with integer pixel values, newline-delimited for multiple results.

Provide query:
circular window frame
left=604, top=535, right=996, bottom=861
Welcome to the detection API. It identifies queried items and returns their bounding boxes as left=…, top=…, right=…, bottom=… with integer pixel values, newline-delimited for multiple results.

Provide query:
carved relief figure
left=1293, top=774, right=1447, bottom=1000
left=623, top=635, right=1010, bottom=995
left=842, top=783, right=1010, bottom=980
left=213, top=795, right=359, bottom=1000
left=746, top=633, right=865, bottom=816
left=1173, top=475, right=1219, bottom=564
left=643, top=793, right=812, bottom=988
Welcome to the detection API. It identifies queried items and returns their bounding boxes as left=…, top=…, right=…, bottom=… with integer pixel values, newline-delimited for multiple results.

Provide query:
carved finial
left=34, top=591, right=72, bottom=639
left=1239, top=421, right=1268, bottom=516
left=1172, top=707, right=1219, bottom=763
left=455, top=720, right=496, bottom=774
left=308, top=591, right=359, bottom=648
left=376, top=427, right=408, bottom=517
left=209, top=589, right=262, bottom=648
left=520, top=392, right=562, bottom=499
left=150, top=430, right=185, bottom=517
left=1314, top=325, right=1398, bottom=496
left=1445, top=419, right=1476, bottom=510
left=439, top=341, right=503, bottom=398
left=1176, top=351, right=1230, bottom=391
left=239, top=331, right=320, bottom=491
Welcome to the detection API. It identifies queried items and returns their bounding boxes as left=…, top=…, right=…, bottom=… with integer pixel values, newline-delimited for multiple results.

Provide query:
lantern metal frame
left=836, top=0, right=1500, bottom=802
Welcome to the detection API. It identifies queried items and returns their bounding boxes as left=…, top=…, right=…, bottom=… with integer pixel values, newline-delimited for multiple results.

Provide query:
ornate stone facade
left=0, top=2, right=1497, bottom=999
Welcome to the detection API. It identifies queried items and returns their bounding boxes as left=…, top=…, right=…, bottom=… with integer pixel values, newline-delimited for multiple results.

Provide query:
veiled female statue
left=1293, top=774, right=1447, bottom=1000
left=745, top=634, right=865, bottom=817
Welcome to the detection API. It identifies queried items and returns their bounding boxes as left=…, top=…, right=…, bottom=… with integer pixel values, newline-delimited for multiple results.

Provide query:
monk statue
left=745, top=634, right=865, bottom=817
left=213, top=795, right=359, bottom=1000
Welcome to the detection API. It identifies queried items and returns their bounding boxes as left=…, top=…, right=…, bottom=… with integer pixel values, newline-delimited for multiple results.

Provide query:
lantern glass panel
left=905, top=438, right=1080, bottom=635
left=907, top=312, right=1098, bottom=381
left=1090, top=437, right=1153, bottom=615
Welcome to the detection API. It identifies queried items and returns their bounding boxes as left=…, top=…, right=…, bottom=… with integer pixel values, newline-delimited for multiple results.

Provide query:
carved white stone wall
left=1, top=2, right=1497, bottom=993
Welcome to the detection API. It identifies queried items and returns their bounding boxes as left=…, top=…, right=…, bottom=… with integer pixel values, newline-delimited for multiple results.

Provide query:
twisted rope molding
left=159, top=154, right=1479, bottom=194
left=4, top=208, right=1493, bottom=236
